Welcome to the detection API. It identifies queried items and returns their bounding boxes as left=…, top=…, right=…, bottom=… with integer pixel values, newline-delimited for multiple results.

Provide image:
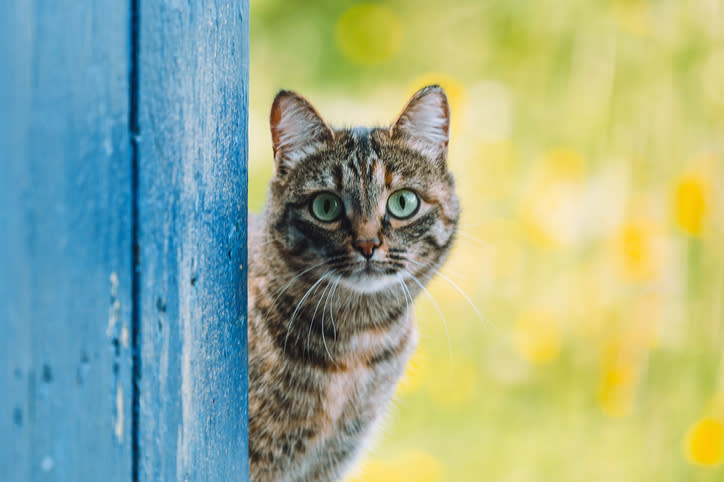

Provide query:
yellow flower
left=598, top=364, right=636, bottom=418
left=673, top=174, right=709, bottom=236
left=335, top=5, right=403, bottom=65
left=426, top=356, right=477, bottom=408
left=615, top=219, right=662, bottom=281
left=512, top=310, right=561, bottom=364
left=396, top=346, right=427, bottom=396
left=543, top=148, right=585, bottom=180
left=684, top=417, right=724, bottom=466
left=349, top=450, right=443, bottom=482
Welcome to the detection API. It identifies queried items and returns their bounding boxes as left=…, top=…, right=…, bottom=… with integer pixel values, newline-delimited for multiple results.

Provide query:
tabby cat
left=248, top=85, right=460, bottom=481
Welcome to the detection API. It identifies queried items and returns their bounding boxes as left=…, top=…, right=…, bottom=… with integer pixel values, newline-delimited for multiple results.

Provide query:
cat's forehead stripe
left=384, top=167, right=393, bottom=188
left=333, top=164, right=344, bottom=192
left=336, top=128, right=380, bottom=217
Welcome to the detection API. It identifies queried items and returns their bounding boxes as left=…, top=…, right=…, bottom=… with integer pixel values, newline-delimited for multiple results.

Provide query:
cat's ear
left=390, top=85, right=450, bottom=162
left=270, top=90, right=334, bottom=176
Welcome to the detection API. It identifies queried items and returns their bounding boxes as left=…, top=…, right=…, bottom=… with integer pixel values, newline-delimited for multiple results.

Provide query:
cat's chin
left=338, top=272, right=403, bottom=294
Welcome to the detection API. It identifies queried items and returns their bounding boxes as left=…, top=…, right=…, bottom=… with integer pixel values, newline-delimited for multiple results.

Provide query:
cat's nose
left=353, top=237, right=381, bottom=259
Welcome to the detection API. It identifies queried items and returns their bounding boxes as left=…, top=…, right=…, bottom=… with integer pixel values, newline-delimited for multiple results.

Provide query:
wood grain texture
left=136, top=0, right=249, bottom=480
left=1, top=0, right=249, bottom=479
left=0, top=1, right=134, bottom=480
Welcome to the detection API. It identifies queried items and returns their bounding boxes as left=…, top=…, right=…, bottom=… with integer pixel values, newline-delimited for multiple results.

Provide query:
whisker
left=284, top=273, right=330, bottom=355
left=387, top=254, right=464, bottom=280
left=457, top=229, right=493, bottom=248
left=321, top=278, right=338, bottom=366
left=405, top=258, right=492, bottom=329
left=325, top=275, right=342, bottom=343
left=264, top=255, right=350, bottom=327
left=398, top=277, right=416, bottom=321
left=307, top=275, right=334, bottom=357
left=256, top=237, right=278, bottom=247
left=266, top=260, right=333, bottom=316
left=397, top=279, right=409, bottom=316
left=397, top=278, right=418, bottom=332
left=401, top=269, right=454, bottom=379
left=457, top=221, right=485, bottom=229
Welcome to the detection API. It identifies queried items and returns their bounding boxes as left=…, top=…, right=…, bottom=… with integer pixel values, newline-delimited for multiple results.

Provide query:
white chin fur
left=339, top=273, right=403, bottom=294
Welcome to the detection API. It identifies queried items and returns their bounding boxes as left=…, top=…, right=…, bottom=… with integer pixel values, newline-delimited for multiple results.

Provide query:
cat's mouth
left=362, top=261, right=382, bottom=274
left=353, top=259, right=397, bottom=275
left=337, top=260, right=402, bottom=293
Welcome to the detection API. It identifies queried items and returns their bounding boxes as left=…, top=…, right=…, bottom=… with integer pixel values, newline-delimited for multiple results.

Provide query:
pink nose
left=353, top=238, right=381, bottom=259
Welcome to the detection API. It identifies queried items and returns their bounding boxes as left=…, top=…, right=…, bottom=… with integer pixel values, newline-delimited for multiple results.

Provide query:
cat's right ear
left=389, top=85, right=450, bottom=163
left=270, top=91, right=334, bottom=177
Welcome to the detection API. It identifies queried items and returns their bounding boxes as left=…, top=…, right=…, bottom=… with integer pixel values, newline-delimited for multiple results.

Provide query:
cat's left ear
left=390, top=85, right=450, bottom=163
left=270, top=90, right=334, bottom=177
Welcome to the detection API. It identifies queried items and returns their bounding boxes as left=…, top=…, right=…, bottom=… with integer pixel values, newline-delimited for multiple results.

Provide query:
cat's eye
left=387, top=190, right=420, bottom=219
left=310, top=193, right=343, bottom=222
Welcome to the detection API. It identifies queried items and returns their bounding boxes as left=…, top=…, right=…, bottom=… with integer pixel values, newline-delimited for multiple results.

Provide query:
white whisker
left=264, top=255, right=347, bottom=332
left=307, top=275, right=334, bottom=357
left=325, top=275, right=342, bottom=343
left=266, top=259, right=330, bottom=321
left=284, top=273, right=330, bottom=355
left=321, top=277, right=338, bottom=365
left=397, top=279, right=410, bottom=318
left=399, top=278, right=416, bottom=321
left=457, top=229, right=493, bottom=248
left=405, top=258, right=492, bottom=329
left=402, top=269, right=454, bottom=379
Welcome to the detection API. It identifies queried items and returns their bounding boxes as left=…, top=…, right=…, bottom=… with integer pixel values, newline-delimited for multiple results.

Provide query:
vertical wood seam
left=129, top=0, right=141, bottom=480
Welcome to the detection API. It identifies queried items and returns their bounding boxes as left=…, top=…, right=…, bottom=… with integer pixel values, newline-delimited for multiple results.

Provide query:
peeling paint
left=179, top=275, right=192, bottom=474
left=114, top=382, right=124, bottom=442
left=107, top=272, right=121, bottom=336
left=121, top=324, right=130, bottom=348
left=41, top=456, right=54, bottom=472
left=176, top=424, right=184, bottom=478
left=110, top=272, right=119, bottom=295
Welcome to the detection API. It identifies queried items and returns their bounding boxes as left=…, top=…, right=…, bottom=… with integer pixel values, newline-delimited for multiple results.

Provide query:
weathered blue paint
left=1, top=0, right=249, bottom=480
left=0, top=1, right=134, bottom=481
left=135, top=0, right=249, bottom=480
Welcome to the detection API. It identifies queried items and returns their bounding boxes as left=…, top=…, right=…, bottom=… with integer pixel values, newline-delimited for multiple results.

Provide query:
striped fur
left=249, top=86, right=459, bottom=481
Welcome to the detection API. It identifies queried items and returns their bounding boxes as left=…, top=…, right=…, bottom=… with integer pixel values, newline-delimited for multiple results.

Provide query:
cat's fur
left=248, top=86, right=459, bottom=481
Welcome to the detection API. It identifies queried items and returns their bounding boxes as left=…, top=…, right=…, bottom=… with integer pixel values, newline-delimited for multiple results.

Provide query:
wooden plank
left=0, top=1, right=133, bottom=481
left=136, top=0, right=249, bottom=479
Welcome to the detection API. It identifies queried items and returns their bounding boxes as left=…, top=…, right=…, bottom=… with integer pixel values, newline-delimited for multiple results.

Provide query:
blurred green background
left=249, top=1, right=724, bottom=480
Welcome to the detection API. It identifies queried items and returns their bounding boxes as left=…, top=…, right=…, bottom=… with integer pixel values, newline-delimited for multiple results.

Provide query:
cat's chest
left=318, top=363, right=371, bottom=437
left=315, top=323, right=416, bottom=439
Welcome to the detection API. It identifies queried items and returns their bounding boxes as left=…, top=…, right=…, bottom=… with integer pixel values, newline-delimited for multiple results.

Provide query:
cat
left=248, top=85, right=460, bottom=481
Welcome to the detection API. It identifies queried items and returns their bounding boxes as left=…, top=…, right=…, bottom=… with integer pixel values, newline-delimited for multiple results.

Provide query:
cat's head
left=265, top=86, right=459, bottom=293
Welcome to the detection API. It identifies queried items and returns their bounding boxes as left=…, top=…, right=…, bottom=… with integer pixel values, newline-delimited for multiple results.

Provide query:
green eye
left=311, top=193, right=343, bottom=222
left=387, top=190, right=420, bottom=219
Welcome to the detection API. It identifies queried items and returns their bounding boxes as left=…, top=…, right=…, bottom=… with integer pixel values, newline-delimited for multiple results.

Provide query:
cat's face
left=265, top=86, right=459, bottom=293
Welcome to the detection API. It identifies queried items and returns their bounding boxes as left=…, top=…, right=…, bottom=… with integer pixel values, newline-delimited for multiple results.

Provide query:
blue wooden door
left=0, top=1, right=249, bottom=480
